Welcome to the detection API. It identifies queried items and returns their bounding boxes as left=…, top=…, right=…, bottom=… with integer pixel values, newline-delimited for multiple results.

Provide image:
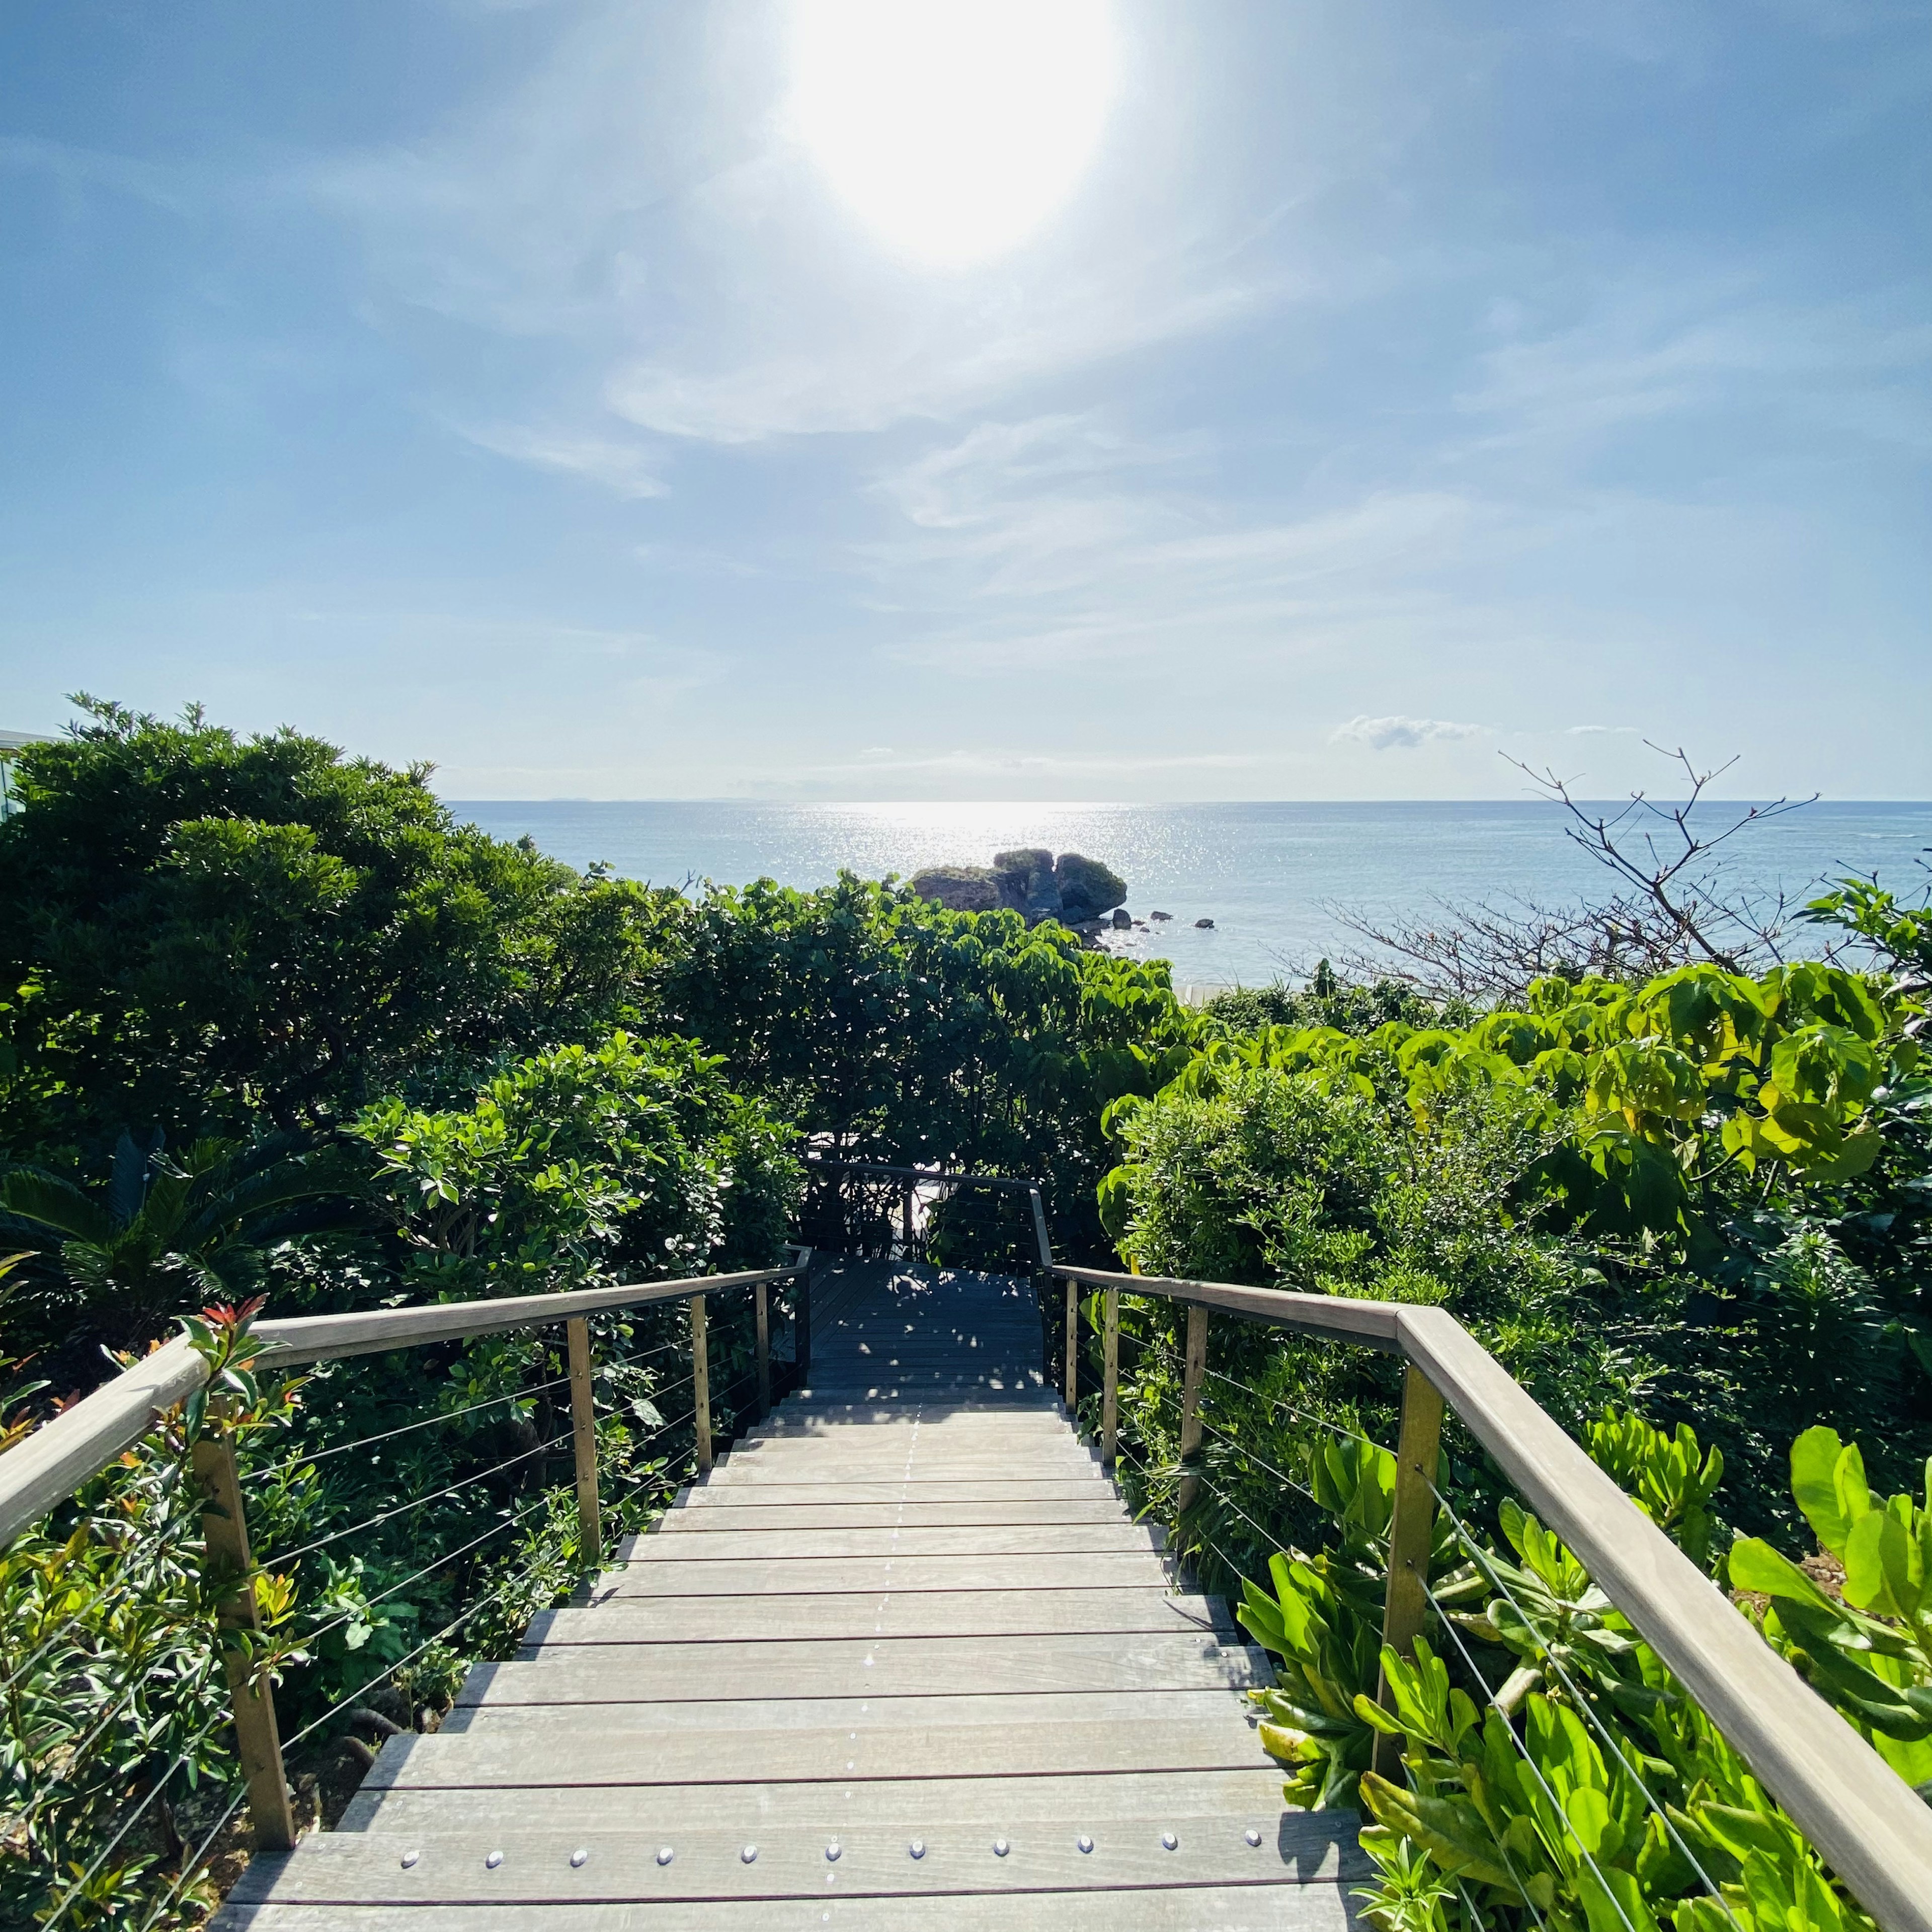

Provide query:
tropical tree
left=0, top=1129, right=370, bottom=1343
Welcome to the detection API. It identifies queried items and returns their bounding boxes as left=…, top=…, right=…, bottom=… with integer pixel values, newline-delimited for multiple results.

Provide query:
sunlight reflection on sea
left=447, top=800, right=1932, bottom=990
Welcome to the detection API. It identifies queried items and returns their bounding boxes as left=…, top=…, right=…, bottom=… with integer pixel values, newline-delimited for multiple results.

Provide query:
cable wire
left=252, top=1374, right=575, bottom=1479
left=293, top=1487, right=560, bottom=1653
left=1, top=1481, right=202, bottom=1699
left=1420, top=1574, right=1621, bottom=1932
left=1193, top=1412, right=1323, bottom=1508
left=38, top=1707, right=236, bottom=1930
left=135, top=1775, right=252, bottom=1932
left=282, top=1557, right=543, bottom=1752
left=265, top=1428, right=573, bottom=1570
left=1426, top=1478, right=1744, bottom=1931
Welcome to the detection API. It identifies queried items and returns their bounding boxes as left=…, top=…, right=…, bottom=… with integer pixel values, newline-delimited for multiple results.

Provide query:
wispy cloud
left=1330, top=715, right=1486, bottom=751
left=856, top=412, right=1509, bottom=678
left=307, top=1, right=1285, bottom=464
left=454, top=421, right=670, bottom=497
left=1456, top=273, right=1932, bottom=456
left=0, top=133, right=199, bottom=214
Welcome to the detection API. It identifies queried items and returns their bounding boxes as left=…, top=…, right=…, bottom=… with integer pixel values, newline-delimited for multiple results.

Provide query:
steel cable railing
left=0, top=1253, right=807, bottom=1932
left=108, top=1374, right=732, bottom=1932
left=1063, top=1271, right=1777, bottom=1932
left=1143, top=1329, right=1747, bottom=1931
left=250, top=1372, right=577, bottom=1481
left=262, top=1427, right=576, bottom=1570
left=1422, top=1472, right=1746, bottom=1932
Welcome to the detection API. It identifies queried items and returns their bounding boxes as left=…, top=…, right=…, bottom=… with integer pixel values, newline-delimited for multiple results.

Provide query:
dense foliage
left=0, top=703, right=1192, bottom=1925
left=1101, top=956, right=1932, bottom=1537
left=1093, top=915, right=1932, bottom=1928
left=4, top=698, right=1930, bottom=1929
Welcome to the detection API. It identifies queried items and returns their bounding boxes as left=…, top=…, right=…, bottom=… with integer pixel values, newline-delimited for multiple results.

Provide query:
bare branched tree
left=1507, top=743, right=1814, bottom=974
left=1325, top=745, right=1818, bottom=1005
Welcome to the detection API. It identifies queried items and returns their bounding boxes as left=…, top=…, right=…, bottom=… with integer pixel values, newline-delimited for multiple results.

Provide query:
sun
left=790, top=0, right=1118, bottom=270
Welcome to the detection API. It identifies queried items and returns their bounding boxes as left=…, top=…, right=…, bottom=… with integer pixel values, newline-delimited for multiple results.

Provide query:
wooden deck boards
left=218, top=1260, right=1362, bottom=1930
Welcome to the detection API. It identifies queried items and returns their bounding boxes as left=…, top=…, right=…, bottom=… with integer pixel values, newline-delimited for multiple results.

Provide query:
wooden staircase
left=218, top=1260, right=1364, bottom=1928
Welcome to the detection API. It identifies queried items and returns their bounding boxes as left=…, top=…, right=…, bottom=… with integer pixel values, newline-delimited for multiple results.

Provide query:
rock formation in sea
left=909, top=850, right=1128, bottom=928
left=902, top=863, right=1006, bottom=913
left=993, top=848, right=1064, bottom=922
left=1054, top=853, right=1128, bottom=922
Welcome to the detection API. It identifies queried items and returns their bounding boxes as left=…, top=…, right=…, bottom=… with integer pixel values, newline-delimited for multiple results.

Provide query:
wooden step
left=363, top=1710, right=1275, bottom=1788
left=705, top=1455, right=1103, bottom=1483
left=525, top=1589, right=1228, bottom=1646
left=602, top=1553, right=1176, bottom=1595
left=218, top=1884, right=1355, bottom=1929
left=342, top=1767, right=1293, bottom=1836
left=478, top=1632, right=1270, bottom=1701
left=623, top=1524, right=1165, bottom=1562
left=223, top=1811, right=1361, bottom=1906
left=681, top=1479, right=1114, bottom=1503
left=656, top=1500, right=1131, bottom=1532
left=443, top=1686, right=1260, bottom=1734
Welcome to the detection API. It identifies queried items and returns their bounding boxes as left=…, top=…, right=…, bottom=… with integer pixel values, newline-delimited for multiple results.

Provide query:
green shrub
left=1233, top=1411, right=1888, bottom=1931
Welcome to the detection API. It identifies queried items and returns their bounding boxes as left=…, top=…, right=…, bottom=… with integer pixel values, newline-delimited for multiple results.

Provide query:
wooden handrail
left=249, top=1267, right=788, bottom=1367
left=1056, top=1263, right=1932, bottom=1932
left=1053, top=1262, right=1403, bottom=1350
left=803, top=1155, right=1039, bottom=1193
left=0, top=1261, right=802, bottom=1551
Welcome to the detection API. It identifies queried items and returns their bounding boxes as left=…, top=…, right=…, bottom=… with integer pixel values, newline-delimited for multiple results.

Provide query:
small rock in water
left=1194, top=917, right=1215, bottom=929
left=1110, top=908, right=1133, bottom=929
left=1149, top=910, right=1172, bottom=922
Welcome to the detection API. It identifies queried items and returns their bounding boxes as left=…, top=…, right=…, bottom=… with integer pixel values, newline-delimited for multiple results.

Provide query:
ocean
left=445, top=800, right=1932, bottom=992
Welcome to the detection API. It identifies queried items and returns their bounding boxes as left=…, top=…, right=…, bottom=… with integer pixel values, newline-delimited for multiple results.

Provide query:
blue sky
left=2, top=1, right=1927, bottom=800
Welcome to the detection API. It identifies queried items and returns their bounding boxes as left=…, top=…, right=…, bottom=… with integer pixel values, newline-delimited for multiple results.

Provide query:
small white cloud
left=1330, top=714, right=1484, bottom=751
left=1564, top=723, right=1640, bottom=736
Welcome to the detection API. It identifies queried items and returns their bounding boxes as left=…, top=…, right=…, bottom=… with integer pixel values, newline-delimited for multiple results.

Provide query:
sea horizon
left=446, top=798, right=1932, bottom=990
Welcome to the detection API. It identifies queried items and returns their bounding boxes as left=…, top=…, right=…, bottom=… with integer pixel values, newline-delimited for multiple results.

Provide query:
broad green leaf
left=1843, top=1508, right=1918, bottom=1618
left=1802, top=1124, right=1883, bottom=1182
left=1355, top=1773, right=1527, bottom=1895
left=1577, top=1861, right=1659, bottom=1932
left=1790, top=1427, right=1860, bottom=1557
left=1563, top=1785, right=1620, bottom=1862
left=1873, top=1727, right=1932, bottom=1789
left=1698, top=1802, right=1804, bottom=1869
left=1258, top=1720, right=1324, bottom=1763
left=1726, top=1537, right=1842, bottom=1616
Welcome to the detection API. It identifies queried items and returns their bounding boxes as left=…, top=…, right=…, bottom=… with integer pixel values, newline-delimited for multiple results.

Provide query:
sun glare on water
left=791, top=0, right=1118, bottom=268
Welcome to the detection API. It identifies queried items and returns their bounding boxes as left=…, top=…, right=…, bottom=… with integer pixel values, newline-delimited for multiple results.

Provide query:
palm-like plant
left=0, top=1130, right=371, bottom=1336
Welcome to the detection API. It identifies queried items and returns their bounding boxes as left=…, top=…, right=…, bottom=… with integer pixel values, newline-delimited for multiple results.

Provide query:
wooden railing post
left=1063, top=1279, right=1078, bottom=1412
left=565, top=1316, right=601, bottom=1572
left=794, top=1262, right=812, bottom=1385
left=1101, top=1287, right=1119, bottom=1468
left=690, top=1293, right=712, bottom=1476
left=193, top=1421, right=296, bottom=1852
left=1374, top=1362, right=1445, bottom=1779
left=755, top=1282, right=771, bottom=1418
left=1176, top=1304, right=1209, bottom=1514
left=901, top=1184, right=915, bottom=1258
